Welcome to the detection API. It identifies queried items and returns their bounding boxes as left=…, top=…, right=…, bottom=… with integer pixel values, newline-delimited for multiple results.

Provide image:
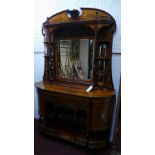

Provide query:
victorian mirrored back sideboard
left=35, top=8, right=116, bottom=149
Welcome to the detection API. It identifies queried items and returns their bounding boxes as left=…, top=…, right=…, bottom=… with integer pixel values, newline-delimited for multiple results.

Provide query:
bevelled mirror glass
left=57, top=39, right=94, bottom=80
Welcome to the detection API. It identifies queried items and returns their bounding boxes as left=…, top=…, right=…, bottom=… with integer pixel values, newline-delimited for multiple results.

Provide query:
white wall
left=34, top=0, right=121, bottom=142
left=34, top=53, right=44, bottom=118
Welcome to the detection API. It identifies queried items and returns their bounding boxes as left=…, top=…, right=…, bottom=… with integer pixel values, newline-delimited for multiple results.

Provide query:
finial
left=67, top=9, right=80, bottom=19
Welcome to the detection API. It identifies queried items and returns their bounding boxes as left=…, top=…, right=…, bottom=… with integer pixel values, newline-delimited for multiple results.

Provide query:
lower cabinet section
left=37, top=88, right=115, bottom=149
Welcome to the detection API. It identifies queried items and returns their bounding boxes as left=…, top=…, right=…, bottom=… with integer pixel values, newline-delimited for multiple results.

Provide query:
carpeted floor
left=34, top=118, right=119, bottom=155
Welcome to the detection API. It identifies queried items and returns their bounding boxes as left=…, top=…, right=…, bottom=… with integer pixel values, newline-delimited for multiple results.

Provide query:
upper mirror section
left=57, top=39, right=94, bottom=80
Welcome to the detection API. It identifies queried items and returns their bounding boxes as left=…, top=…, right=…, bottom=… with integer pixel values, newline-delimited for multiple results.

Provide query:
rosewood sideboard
left=35, top=8, right=116, bottom=149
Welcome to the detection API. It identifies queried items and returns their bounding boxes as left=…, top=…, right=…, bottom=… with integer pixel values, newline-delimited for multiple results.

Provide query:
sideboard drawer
left=54, top=97, right=75, bottom=109
left=53, top=96, right=89, bottom=109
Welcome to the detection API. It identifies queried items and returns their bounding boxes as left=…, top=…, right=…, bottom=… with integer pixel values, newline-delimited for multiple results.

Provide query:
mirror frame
left=55, top=37, right=94, bottom=85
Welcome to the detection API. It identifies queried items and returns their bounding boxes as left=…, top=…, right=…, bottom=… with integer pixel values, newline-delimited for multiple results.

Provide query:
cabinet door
left=90, top=97, right=113, bottom=131
left=37, top=89, right=53, bottom=118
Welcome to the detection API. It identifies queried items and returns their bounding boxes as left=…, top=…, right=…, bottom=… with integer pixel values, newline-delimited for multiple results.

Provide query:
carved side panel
left=37, top=89, right=47, bottom=118
left=94, top=28, right=114, bottom=89
left=43, top=28, right=55, bottom=82
left=48, top=44, right=55, bottom=82
left=91, top=97, right=114, bottom=131
left=43, top=56, right=49, bottom=81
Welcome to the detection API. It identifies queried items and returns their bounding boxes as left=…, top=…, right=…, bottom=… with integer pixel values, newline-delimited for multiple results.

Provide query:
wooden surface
left=35, top=81, right=115, bottom=98
left=43, top=8, right=116, bottom=36
left=47, top=8, right=113, bottom=24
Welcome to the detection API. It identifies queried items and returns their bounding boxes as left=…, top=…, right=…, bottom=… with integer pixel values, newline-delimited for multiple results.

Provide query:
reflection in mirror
left=44, top=44, right=48, bottom=56
left=58, top=39, right=94, bottom=80
left=99, top=43, right=107, bottom=58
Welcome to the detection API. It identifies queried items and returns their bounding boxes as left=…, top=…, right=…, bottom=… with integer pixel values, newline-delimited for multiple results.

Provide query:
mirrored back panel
left=57, top=39, right=94, bottom=80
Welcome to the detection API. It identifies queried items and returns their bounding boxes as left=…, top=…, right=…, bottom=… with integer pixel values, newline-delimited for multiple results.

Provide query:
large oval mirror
left=57, top=39, right=94, bottom=81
